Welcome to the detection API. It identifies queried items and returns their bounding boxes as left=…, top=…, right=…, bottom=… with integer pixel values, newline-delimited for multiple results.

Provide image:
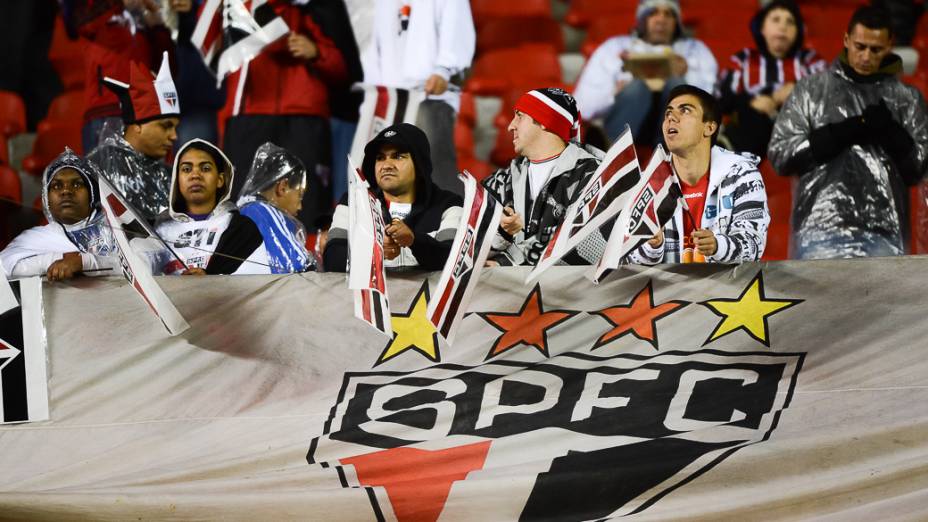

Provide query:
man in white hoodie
left=629, top=85, right=770, bottom=265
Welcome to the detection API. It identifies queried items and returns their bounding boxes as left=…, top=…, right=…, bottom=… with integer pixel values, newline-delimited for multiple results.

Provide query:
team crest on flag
left=427, top=171, right=502, bottom=344
left=0, top=278, right=49, bottom=424
left=98, top=176, right=190, bottom=335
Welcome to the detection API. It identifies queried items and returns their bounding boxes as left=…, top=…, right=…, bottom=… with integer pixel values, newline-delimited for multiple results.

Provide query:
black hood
left=361, top=123, right=434, bottom=204
left=750, top=0, right=806, bottom=59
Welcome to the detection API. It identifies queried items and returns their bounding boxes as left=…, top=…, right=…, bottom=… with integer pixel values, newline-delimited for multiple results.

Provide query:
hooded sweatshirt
left=150, top=139, right=266, bottom=275
left=324, top=123, right=463, bottom=271
left=0, top=149, right=117, bottom=278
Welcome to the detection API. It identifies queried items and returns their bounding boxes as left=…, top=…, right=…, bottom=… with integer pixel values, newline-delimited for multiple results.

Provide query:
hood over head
left=750, top=0, right=806, bottom=58
left=237, top=142, right=307, bottom=204
left=168, top=139, right=235, bottom=221
left=361, top=123, right=435, bottom=203
left=42, top=147, right=103, bottom=226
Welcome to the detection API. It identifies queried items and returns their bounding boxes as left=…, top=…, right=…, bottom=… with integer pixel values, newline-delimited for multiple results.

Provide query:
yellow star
left=701, top=272, right=802, bottom=347
left=376, top=281, right=440, bottom=365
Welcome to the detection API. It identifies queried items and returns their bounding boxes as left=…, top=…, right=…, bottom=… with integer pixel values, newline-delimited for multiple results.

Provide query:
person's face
left=762, top=7, right=798, bottom=58
left=177, top=148, right=224, bottom=211
left=47, top=168, right=91, bottom=225
left=130, top=117, right=179, bottom=159
left=374, top=144, right=416, bottom=197
left=644, top=6, right=677, bottom=45
left=508, top=110, right=545, bottom=157
left=662, top=94, right=716, bottom=154
left=272, top=178, right=305, bottom=217
left=844, top=23, right=893, bottom=76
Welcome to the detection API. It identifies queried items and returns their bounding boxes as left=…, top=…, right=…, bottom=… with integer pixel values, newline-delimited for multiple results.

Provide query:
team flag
left=347, top=85, right=425, bottom=181
left=591, top=145, right=682, bottom=283
left=0, top=277, right=48, bottom=424
left=191, top=0, right=290, bottom=88
left=347, top=160, right=392, bottom=337
left=98, top=176, right=190, bottom=335
left=526, top=126, right=640, bottom=284
left=427, top=170, right=503, bottom=344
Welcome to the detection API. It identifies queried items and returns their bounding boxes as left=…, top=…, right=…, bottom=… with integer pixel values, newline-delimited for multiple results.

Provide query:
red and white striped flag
left=427, top=170, right=503, bottom=344
left=590, top=145, right=682, bottom=284
left=98, top=176, right=190, bottom=335
left=526, top=126, right=640, bottom=284
left=347, top=161, right=392, bottom=337
left=191, top=0, right=290, bottom=88
left=346, top=85, right=425, bottom=183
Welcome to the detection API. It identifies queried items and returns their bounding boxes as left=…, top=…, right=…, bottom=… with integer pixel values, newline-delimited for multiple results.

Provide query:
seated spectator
left=0, top=149, right=117, bottom=280
left=716, top=0, right=826, bottom=158
left=768, top=6, right=928, bottom=259
left=145, top=139, right=264, bottom=275
left=629, top=85, right=769, bottom=265
left=89, top=53, right=180, bottom=222
left=482, top=88, right=606, bottom=266
left=574, top=0, right=717, bottom=147
left=236, top=142, right=316, bottom=274
left=324, top=123, right=463, bottom=272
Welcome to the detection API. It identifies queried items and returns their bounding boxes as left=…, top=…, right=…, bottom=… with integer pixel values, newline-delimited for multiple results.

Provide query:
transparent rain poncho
left=237, top=143, right=314, bottom=273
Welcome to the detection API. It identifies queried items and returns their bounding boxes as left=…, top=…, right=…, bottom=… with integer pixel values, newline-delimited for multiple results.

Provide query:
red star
left=478, top=284, right=579, bottom=360
left=591, top=280, right=687, bottom=350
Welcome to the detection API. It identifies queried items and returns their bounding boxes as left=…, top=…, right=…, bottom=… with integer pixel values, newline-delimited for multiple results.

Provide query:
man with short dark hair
left=324, top=123, right=463, bottom=271
left=769, top=5, right=928, bottom=259
left=89, top=52, right=180, bottom=222
left=481, top=87, right=606, bottom=266
left=0, top=149, right=117, bottom=280
left=629, top=84, right=770, bottom=265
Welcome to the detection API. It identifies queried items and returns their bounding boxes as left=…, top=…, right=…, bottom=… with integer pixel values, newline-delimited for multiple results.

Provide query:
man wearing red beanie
left=482, top=88, right=606, bottom=266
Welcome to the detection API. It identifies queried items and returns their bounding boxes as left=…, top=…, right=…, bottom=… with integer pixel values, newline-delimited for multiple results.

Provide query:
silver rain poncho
left=86, top=119, right=172, bottom=223
left=768, top=54, right=928, bottom=259
left=236, top=142, right=314, bottom=273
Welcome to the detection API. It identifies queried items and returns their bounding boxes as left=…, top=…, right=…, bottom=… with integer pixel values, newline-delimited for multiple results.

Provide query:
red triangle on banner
left=341, top=441, right=492, bottom=522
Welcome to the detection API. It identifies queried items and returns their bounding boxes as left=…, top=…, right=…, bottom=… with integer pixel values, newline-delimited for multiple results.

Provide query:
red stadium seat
left=763, top=223, right=791, bottom=261
left=682, top=7, right=753, bottom=41
left=457, top=152, right=494, bottom=182
left=470, top=0, right=551, bottom=28
left=465, top=44, right=563, bottom=97
left=0, top=165, right=22, bottom=206
left=904, top=72, right=928, bottom=99
left=0, top=90, right=27, bottom=137
left=39, top=91, right=86, bottom=131
left=0, top=134, right=9, bottom=166
left=22, top=124, right=83, bottom=176
left=454, top=120, right=475, bottom=157
left=581, top=14, right=639, bottom=57
left=760, top=160, right=791, bottom=197
left=458, top=91, right=476, bottom=128
left=476, top=17, right=564, bottom=54
left=48, top=16, right=85, bottom=91
left=564, top=0, right=636, bottom=29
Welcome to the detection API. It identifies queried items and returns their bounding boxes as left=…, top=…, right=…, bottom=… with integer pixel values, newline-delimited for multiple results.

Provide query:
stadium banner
left=2, top=258, right=928, bottom=520
left=0, top=277, right=49, bottom=424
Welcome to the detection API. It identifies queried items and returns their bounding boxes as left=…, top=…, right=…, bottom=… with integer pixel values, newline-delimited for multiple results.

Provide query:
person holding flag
left=0, top=149, right=117, bottom=281
left=324, top=123, right=462, bottom=272
left=481, top=87, right=606, bottom=267
left=628, top=85, right=769, bottom=265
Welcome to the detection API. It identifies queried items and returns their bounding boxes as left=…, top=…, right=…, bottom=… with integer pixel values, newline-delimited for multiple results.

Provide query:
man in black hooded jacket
left=323, top=123, right=463, bottom=271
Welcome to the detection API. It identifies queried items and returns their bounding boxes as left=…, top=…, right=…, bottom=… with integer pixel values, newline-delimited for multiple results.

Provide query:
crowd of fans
left=0, top=0, right=926, bottom=282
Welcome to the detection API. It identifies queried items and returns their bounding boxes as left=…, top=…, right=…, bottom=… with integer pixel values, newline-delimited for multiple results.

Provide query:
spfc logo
left=308, top=350, right=803, bottom=520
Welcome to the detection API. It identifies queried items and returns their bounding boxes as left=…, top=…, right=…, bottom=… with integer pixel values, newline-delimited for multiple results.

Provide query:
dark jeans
left=603, top=77, right=686, bottom=147
left=223, top=114, right=331, bottom=229
left=416, top=99, right=462, bottom=196
left=329, top=116, right=357, bottom=210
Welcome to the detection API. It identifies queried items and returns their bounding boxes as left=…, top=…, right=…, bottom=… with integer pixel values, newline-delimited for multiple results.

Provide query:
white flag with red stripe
left=590, top=145, right=682, bottom=284
left=191, top=0, right=290, bottom=88
left=347, top=160, right=392, bottom=337
left=347, top=85, right=425, bottom=180
left=427, top=170, right=503, bottom=344
left=98, top=177, right=190, bottom=335
left=526, top=127, right=640, bottom=284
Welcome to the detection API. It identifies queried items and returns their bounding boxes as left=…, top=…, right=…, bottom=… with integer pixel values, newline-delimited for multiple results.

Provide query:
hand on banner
left=424, top=74, right=448, bottom=95
left=288, top=33, right=318, bottom=60
left=169, top=0, right=193, bottom=13
left=647, top=229, right=665, bottom=249
left=46, top=252, right=83, bottom=282
left=692, top=229, right=718, bottom=256
left=181, top=268, right=207, bottom=276
left=386, top=219, right=415, bottom=248
left=500, top=207, right=524, bottom=236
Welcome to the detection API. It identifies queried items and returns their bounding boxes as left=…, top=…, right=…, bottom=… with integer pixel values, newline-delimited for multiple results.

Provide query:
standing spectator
left=715, top=0, right=826, bottom=158
left=221, top=0, right=348, bottom=233
left=481, top=88, right=606, bottom=267
left=361, top=0, right=476, bottom=197
left=166, top=0, right=225, bottom=145
left=768, top=6, right=928, bottom=259
left=65, top=0, right=174, bottom=152
left=574, top=0, right=717, bottom=147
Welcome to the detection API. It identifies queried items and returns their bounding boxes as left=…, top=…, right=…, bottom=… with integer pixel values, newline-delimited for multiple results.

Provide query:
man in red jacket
left=221, top=0, right=348, bottom=230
